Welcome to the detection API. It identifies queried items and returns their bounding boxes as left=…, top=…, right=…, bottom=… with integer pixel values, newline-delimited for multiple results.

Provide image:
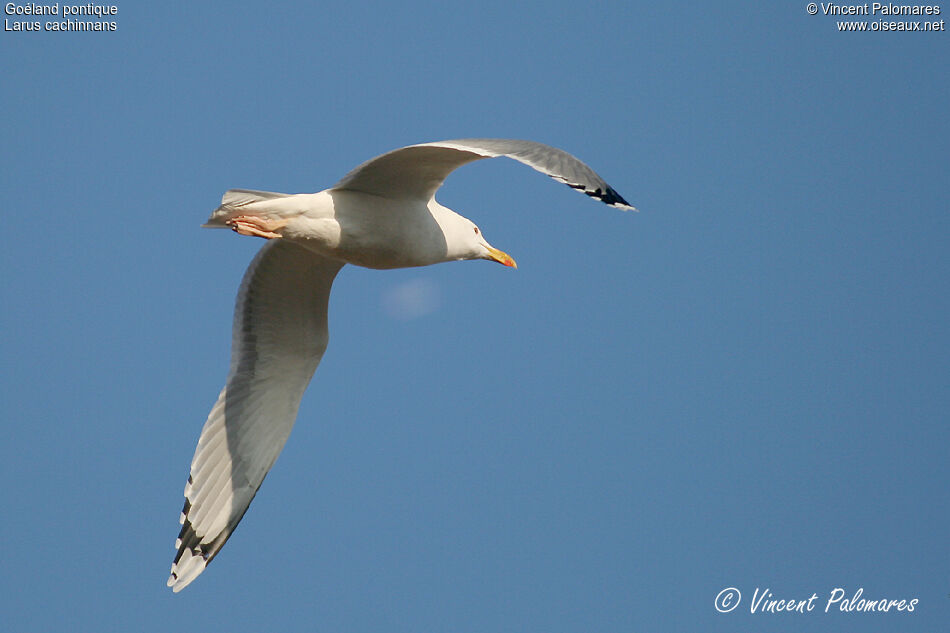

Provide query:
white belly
left=283, top=190, right=451, bottom=270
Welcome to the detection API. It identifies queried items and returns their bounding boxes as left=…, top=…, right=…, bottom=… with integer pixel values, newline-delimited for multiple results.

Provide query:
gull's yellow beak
left=485, top=245, right=517, bottom=268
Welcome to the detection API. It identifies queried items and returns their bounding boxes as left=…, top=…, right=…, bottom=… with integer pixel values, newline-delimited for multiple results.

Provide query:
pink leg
left=226, top=215, right=289, bottom=239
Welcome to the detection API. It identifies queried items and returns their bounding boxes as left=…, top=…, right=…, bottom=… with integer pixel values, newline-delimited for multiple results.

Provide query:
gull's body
left=168, top=139, right=634, bottom=592
left=215, top=190, right=476, bottom=270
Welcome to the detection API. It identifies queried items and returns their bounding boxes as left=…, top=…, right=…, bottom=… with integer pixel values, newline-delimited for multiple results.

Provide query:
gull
left=167, top=138, right=635, bottom=592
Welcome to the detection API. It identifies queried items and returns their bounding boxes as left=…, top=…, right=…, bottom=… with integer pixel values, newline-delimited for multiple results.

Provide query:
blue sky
left=1, top=2, right=947, bottom=631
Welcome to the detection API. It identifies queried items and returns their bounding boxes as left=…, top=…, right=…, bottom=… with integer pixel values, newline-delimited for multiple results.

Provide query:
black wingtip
left=566, top=183, right=636, bottom=210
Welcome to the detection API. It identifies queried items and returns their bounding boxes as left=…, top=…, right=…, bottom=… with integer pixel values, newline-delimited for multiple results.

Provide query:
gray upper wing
left=330, top=138, right=635, bottom=210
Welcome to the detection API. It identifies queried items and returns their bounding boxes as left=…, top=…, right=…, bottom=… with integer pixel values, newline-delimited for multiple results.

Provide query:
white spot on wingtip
left=167, top=549, right=207, bottom=593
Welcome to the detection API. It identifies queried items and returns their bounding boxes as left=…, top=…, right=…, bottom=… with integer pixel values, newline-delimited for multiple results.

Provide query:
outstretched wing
left=331, top=138, right=635, bottom=210
left=168, top=240, right=344, bottom=592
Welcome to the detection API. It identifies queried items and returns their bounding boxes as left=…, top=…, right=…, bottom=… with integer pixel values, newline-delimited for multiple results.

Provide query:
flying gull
left=168, top=138, right=635, bottom=592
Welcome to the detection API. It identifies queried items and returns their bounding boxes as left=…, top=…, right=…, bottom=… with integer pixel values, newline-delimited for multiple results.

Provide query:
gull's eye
left=473, top=226, right=480, bottom=235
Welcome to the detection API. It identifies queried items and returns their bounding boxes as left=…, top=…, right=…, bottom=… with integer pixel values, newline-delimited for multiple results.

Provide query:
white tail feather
left=221, top=189, right=288, bottom=207
left=204, top=189, right=292, bottom=227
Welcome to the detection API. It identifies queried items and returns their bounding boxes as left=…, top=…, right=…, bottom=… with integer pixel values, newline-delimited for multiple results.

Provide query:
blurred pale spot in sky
left=382, top=278, right=440, bottom=320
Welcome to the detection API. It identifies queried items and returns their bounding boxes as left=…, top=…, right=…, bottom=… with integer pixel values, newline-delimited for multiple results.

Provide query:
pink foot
left=226, top=215, right=288, bottom=239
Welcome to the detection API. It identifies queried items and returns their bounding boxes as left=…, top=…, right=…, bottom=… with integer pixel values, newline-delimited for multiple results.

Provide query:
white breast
left=289, top=190, right=452, bottom=269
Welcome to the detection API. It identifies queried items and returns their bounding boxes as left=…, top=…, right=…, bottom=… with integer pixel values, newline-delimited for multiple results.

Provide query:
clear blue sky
left=1, top=2, right=947, bottom=631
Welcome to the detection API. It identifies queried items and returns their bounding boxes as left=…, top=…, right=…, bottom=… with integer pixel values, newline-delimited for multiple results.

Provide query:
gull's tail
left=202, top=189, right=292, bottom=228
